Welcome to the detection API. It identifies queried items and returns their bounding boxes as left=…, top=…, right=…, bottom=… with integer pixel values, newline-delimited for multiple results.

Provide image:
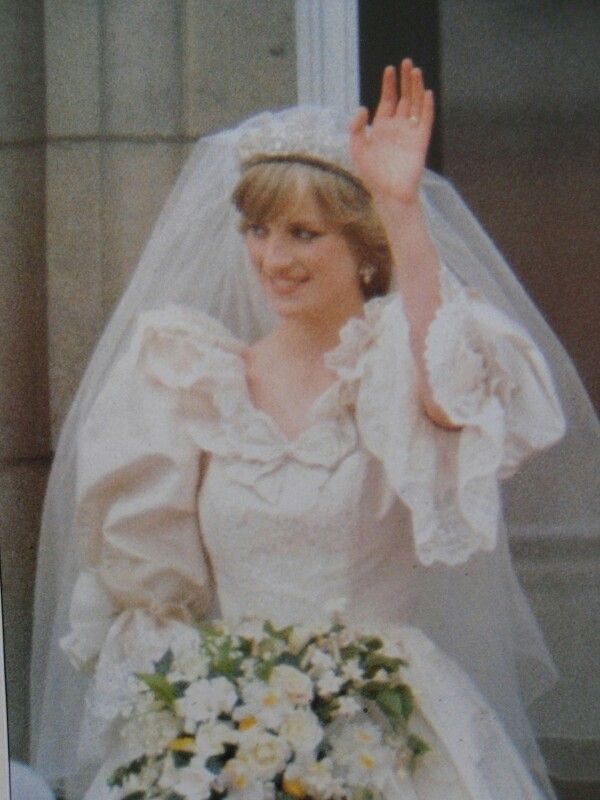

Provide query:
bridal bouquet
left=108, top=615, right=429, bottom=800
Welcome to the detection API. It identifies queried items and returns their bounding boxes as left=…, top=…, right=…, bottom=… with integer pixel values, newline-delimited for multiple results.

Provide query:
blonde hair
left=232, top=161, right=392, bottom=300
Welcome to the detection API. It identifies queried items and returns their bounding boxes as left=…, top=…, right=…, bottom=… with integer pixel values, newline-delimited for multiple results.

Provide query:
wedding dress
left=60, top=265, right=565, bottom=799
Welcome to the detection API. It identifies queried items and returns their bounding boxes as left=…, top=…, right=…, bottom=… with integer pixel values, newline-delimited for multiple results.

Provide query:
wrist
left=373, top=194, right=424, bottom=230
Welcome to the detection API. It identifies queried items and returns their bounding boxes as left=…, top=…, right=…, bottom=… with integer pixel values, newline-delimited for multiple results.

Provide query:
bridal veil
left=30, top=107, right=599, bottom=794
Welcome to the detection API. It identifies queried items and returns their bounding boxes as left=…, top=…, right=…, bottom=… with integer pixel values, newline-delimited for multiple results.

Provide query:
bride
left=31, top=61, right=580, bottom=799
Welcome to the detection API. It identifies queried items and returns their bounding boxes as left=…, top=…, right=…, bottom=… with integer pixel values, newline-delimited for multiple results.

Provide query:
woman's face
left=244, top=186, right=364, bottom=323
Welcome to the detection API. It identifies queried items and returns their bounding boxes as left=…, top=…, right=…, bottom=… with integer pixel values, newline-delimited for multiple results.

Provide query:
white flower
left=195, top=720, right=239, bottom=758
left=308, top=648, right=336, bottom=674
left=317, top=670, right=345, bottom=697
left=269, top=664, right=313, bottom=706
left=329, top=719, right=396, bottom=792
left=288, top=624, right=313, bottom=655
left=278, top=709, right=323, bottom=755
left=235, top=679, right=293, bottom=729
left=284, top=756, right=344, bottom=799
left=115, top=756, right=161, bottom=796
left=121, top=707, right=180, bottom=756
left=170, top=647, right=210, bottom=683
left=236, top=730, right=291, bottom=779
left=158, top=753, right=215, bottom=800
left=334, top=695, right=363, bottom=718
left=240, top=657, right=258, bottom=681
left=372, top=668, right=390, bottom=682
left=220, top=758, right=269, bottom=800
left=340, top=658, right=364, bottom=683
left=175, top=676, right=237, bottom=728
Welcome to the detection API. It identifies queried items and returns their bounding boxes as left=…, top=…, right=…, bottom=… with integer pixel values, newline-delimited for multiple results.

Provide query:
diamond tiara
left=236, top=106, right=365, bottom=190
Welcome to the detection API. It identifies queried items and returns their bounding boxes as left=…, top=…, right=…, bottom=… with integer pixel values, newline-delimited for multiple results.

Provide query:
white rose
left=236, top=680, right=292, bottom=729
left=269, top=664, right=313, bottom=706
left=175, top=676, right=237, bottom=728
left=237, top=731, right=291, bottom=779
left=317, top=670, right=345, bottom=697
left=279, top=709, right=323, bottom=755
left=158, top=754, right=214, bottom=800
left=221, top=758, right=267, bottom=800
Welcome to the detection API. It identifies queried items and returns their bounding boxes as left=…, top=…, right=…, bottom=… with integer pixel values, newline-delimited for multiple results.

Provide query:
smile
left=266, top=273, right=310, bottom=294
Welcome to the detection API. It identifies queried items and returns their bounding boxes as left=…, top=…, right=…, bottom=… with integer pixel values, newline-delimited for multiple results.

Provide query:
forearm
left=374, top=195, right=459, bottom=428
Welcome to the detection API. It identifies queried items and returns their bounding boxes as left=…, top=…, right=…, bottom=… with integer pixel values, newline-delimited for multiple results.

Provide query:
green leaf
left=154, top=648, right=174, bottom=676
left=313, top=696, right=337, bottom=725
left=136, top=672, right=176, bottom=708
left=340, top=644, right=362, bottom=661
left=208, top=637, right=245, bottom=680
left=375, top=685, right=414, bottom=725
left=275, top=792, right=297, bottom=800
left=238, top=638, right=253, bottom=657
left=205, top=754, right=225, bottom=774
left=107, top=755, right=148, bottom=788
left=353, top=787, right=377, bottom=800
left=171, top=680, right=190, bottom=699
left=264, top=620, right=293, bottom=642
left=360, top=636, right=384, bottom=652
left=172, top=750, right=193, bottom=768
left=254, top=660, right=273, bottom=681
left=407, top=733, right=430, bottom=764
left=359, top=680, right=385, bottom=699
left=363, top=652, right=405, bottom=677
left=122, top=793, right=145, bottom=800
left=274, top=651, right=301, bottom=668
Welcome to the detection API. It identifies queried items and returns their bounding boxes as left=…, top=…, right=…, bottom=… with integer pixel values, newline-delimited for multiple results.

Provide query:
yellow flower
left=282, top=777, right=306, bottom=797
left=167, top=735, right=197, bottom=753
left=238, top=715, right=258, bottom=731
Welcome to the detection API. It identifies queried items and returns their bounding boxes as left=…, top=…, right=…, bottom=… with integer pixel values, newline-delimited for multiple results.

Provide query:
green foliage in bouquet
left=108, top=616, right=429, bottom=800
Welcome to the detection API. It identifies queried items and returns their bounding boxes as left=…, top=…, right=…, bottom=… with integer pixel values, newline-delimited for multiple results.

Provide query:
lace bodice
left=61, top=270, right=564, bottom=682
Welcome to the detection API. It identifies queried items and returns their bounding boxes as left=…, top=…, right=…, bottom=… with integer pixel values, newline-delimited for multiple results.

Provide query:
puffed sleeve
left=59, top=306, right=238, bottom=725
left=333, top=268, right=566, bottom=566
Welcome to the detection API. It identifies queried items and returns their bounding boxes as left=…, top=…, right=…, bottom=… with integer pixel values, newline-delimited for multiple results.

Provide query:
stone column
left=0, top=0, right=51, bottom=761
left=45, top=0, right=296, bottom=439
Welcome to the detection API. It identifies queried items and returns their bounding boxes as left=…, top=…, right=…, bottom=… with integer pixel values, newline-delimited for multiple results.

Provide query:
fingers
left=375, top=59, right=432, bottom=125
left=349, top=106, right=369, bottom=136
left=374, top=65, right=398, bottom=119
left=421, top=89, right=435, bottom=134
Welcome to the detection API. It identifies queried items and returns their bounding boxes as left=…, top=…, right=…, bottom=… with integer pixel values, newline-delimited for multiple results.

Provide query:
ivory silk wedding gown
left=61, top=268, right=565, bottom=799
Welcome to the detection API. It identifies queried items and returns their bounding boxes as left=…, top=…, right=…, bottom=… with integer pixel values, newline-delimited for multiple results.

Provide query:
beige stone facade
left=1, top=0, right=296, bottom=760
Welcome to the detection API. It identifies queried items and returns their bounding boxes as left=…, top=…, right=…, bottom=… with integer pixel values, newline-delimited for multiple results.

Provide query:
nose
left=260, top=232, right=293, bottom=273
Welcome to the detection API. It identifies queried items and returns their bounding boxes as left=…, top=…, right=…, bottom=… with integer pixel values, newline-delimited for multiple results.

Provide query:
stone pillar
left=0, top=0, right=51, bottom=761
left=45, top=0, right=296, bottom=439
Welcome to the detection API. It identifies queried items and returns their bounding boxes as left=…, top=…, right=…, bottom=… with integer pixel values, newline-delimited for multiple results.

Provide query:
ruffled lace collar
left=138, top=298, right=390, bottom=468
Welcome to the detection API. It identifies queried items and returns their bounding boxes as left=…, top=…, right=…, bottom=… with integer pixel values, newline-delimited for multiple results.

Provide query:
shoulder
left=130, top=305, right=245, bottom=391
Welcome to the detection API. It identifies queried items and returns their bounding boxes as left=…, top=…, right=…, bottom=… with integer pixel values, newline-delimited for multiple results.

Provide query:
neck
left=273, top=300, right=364, bottom=361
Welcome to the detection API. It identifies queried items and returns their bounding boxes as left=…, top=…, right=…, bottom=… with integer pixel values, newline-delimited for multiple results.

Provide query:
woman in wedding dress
left=31, top=61, right=582, bottom=799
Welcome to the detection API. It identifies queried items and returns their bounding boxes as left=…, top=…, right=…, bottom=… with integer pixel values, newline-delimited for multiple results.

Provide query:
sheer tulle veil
left=30, top=107, right=599, bottom=794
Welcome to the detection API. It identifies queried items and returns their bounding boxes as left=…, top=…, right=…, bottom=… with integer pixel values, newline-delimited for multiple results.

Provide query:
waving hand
left=349, top=59, right=434, bottom=204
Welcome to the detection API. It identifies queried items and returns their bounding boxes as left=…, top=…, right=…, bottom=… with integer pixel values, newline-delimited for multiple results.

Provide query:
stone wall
left=0, top=0, right=51, bottom=761
left=0, top=0, right=296, bottom=761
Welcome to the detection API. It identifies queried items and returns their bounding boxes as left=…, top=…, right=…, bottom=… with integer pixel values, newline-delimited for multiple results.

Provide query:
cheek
left=244, top=240, right=261, bottom=271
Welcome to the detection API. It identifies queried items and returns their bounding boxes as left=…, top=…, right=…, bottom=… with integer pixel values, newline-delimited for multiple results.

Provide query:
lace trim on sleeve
left=328, top=281, right=565, bottom=566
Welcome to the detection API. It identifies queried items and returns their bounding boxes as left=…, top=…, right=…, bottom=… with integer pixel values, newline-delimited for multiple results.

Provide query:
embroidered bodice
left=61, top=273, right=565, bottom=678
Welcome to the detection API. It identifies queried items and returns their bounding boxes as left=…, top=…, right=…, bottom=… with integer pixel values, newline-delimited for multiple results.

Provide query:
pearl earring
left=359, top=263, right=376, bottom=285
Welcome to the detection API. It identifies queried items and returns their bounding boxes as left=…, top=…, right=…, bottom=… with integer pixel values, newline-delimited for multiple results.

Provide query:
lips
left=266, top=271, right=310, bottom=295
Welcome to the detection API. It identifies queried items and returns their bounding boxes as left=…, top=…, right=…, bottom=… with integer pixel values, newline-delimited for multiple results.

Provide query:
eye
left=246, top=223, right=267, bottom=238
left=292, top=227, right=320, bottom=242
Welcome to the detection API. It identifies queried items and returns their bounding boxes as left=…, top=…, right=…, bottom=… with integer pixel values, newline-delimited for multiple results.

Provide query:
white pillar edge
left=295, top=0, right=359, bottom=113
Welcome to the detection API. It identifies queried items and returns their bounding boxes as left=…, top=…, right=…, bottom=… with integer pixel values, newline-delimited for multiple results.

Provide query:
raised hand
left=349, top=59, right=434, bottom=205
